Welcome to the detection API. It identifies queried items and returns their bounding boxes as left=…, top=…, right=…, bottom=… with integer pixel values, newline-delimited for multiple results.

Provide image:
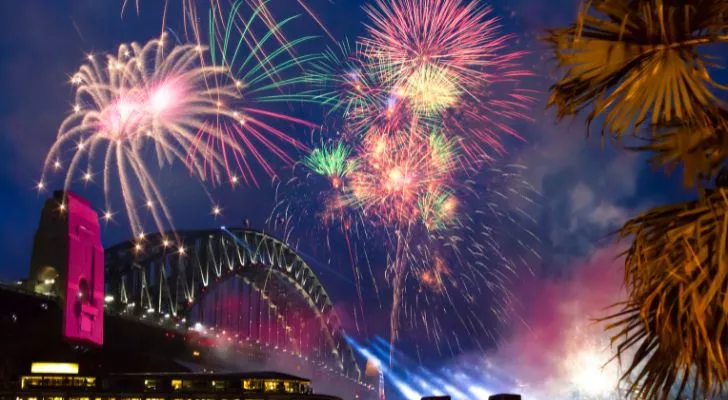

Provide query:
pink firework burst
left=361, top=0, right=534, bottom=160
left=362, top=0, right=521, bottom=87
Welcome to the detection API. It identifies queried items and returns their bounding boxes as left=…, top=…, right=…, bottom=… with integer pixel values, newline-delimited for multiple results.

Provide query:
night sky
left=0, top=1, right=720, bottom=398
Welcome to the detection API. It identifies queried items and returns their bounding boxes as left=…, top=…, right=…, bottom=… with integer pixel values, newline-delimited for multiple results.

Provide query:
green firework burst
left=302, top=142, right=356, bottom=178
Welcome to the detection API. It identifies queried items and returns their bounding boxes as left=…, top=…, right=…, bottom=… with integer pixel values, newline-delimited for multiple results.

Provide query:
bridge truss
left=104, top=227, right=362, bottom=381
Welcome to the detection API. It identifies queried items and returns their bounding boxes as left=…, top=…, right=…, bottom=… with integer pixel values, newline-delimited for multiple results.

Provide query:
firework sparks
left=418, top=191, right=457, bottom=232
left=184, top=3, right=323, bottom=187
left=302, top=141, right=356, bottom=185
left=401, top=64, right=461, bottom=115
left=345, top=127, right=454, bottom=227
left=360, top=0, right=533, bottom=159
left=122, top=0, right=336, bottom=43
left=363, top=0, right=517, bottom=88
left=305, top=39, right=412, bottom=139
left=41, top=34, right=245, bottom=235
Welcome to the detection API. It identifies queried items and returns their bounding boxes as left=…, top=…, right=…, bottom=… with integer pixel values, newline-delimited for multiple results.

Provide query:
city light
left=31, top=362, right=79, bottom=375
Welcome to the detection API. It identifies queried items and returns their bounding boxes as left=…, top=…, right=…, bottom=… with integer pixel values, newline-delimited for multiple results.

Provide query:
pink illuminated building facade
left=28, top=191, right=104, bottom=347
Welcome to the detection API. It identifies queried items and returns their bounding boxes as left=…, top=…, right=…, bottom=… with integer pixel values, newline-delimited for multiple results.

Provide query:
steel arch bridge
left=103, top=227, right=362, bottom=381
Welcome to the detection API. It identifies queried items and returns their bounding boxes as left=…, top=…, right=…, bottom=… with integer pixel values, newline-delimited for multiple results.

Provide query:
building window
left=170, top=380, right=182, bottom=390
left=211, top=380, right=227, bottom=390
left=242, top=379, right=262, bottom=391
left=143, top=379, right=159, bottom=390
left=20, top=376, right=42, bottom=389
left=264, top=380, right=287, bottom=392
left=47, top=376, right=68, bottom=387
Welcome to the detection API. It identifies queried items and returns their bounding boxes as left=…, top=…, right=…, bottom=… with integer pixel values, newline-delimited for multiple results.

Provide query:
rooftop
left=108, top=371, right=311, bottom=382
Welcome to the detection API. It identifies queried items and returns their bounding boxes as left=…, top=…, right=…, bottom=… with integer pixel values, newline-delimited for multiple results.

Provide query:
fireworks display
left=195, top=1, right=319, bottom=186
left=361, top=0, right=533, bottom=158
left=285, top=0, right=536, bottom=350
left=43, top=0, right=541, bottom=396
left=122, top=0, right=336, bottom=46
left=40, top=35, right=244, bottom=236
left=41, top=11, right=320, bottom=236
left=13, top=0, right=728, bottom=399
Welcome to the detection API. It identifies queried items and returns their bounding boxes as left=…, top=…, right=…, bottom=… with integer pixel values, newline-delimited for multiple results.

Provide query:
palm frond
left=633, top=107, right=728, bottom=187
left=544, top=0, right=728, bottom=138
left=604, top=185, right=728, bottom=399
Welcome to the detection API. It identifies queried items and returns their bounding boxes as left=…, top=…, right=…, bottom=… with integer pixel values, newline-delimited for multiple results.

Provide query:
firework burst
left=189, top=3, right=321, bottom=186
left=305, top=39, right=413, bottom=139
left=362, top=0, right=519, bottom=88
left=40, top=34, right=244, bottom=236
left=360, top=0, right=533, bottom=160
left=302, top=141, right=356, bottom=188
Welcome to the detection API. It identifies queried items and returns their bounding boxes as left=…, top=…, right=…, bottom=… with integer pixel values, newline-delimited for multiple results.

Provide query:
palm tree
left=544, top=0, right=728, bottom=398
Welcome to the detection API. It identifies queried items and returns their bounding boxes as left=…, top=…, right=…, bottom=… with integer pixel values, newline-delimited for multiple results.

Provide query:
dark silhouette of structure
left=0, top=191, right=376, bottom=400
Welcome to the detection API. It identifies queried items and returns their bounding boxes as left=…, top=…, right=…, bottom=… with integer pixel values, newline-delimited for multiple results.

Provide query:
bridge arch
left=104, top=227, right=361, bottom=380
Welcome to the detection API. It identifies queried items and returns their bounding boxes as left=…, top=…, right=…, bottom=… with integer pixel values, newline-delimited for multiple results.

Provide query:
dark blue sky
left=0, top=0, right=709, bottom=379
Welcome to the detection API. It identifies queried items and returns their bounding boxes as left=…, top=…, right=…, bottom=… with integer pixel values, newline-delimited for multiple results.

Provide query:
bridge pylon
left=28, top=190, right=104, bottom=346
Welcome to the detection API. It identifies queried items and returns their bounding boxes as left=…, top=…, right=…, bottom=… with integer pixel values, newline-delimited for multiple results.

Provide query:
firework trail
left=39, top=34, right=244, bottom=236
left=122, top=0, right=336, bottom=75
left=389, top=164, right=540, bottom=355
left=192, top=2, right=321, bottom=186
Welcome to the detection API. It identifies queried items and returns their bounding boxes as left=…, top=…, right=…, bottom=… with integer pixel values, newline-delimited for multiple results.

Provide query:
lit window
left=242, top=379, right=262, bottom=391
left=144, top=379, right=159, bottom=390
left=31, top=362, right=78, bottom=374
left=47, top=376, right=66, bottom=387
left=170, top=380, right=182, bottom=390
left=264, top=380, right=280, bottom=392
left=20, top=376, right=42, bottom=389
left=211, top=380, right=227, bottom=390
